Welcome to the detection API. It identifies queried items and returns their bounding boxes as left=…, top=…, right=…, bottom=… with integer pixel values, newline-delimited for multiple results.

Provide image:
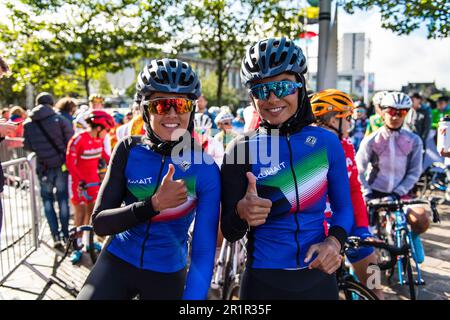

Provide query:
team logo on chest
left=128, top=177, right=153, bottom=185
left=305, top=136, right=317, bottom=147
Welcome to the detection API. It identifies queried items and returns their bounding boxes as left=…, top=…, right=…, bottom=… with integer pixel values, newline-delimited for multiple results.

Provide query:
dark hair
left=411, top=92, right=423, bottom=100
left=55, top=97, right=77, bottom=114
left=35, top=92, right=54, bottom=106
left=438, top=96, right=449, bottom=103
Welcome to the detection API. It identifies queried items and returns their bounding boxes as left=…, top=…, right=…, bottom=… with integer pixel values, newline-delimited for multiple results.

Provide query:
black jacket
left=23, top=104, right=74, bottom=172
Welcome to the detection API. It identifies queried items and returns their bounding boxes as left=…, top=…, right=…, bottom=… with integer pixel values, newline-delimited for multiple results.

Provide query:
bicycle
left=210, top=237, right=247, bottom=300
left=338, top=236, right=409, bottom=300
left=416, top=162, right=447, bottom=198
left=60, top=225, right=101, bottom=266
left=367, top=197, right=440, bottom=300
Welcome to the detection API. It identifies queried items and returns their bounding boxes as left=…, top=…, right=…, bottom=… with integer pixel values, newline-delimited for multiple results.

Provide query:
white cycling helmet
left=372, top=91, right=389, bottom=106
left=194, top=113, right=212, bottom=129
left=214, top=110, right=234, bottom=125
left=380, top=92, right=412, bottom=109
left=74, top=107, right=90, bottom=130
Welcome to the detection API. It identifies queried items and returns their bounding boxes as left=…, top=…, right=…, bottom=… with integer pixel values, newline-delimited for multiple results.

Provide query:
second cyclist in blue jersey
left=77, top=59, right=221, bottom=300
left=221, top=38, right=354, bottom=300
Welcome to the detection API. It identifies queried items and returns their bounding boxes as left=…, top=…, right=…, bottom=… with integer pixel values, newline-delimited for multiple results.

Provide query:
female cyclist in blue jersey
left=221, top=38, right=354, bottom=300
left=77, top=59, right=221, bottom=300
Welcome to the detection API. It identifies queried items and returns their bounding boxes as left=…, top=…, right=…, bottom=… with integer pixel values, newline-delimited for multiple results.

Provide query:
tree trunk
left=83, top=62, right=90, bottom=100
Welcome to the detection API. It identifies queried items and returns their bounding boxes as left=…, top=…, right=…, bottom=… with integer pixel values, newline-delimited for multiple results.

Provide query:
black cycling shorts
left=240, top=267, right=339, bottom=300
left=77, top=250, right=187, bottom=300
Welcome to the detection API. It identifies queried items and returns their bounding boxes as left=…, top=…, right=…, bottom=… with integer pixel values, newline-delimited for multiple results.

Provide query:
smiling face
left=148, top=92, right=192, bottom=141
left=250, top=73, right=299, bottom=126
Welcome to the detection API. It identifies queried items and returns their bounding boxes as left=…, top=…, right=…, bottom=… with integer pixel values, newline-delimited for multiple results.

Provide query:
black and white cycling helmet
left=136, top=58, right=201, bottom=100
left=214, top=110, right=234, bottom=125
left=194, top=113, right=212, bottom=129
left=240, top=37, right=307, bottom=88
left=380, top=92, right=412, bottom=109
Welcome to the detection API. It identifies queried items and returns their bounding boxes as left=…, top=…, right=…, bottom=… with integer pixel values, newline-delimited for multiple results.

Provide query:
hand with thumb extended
left=152, top=164, right=188, bottom=212
left=236, top=172, right=272, bottom=227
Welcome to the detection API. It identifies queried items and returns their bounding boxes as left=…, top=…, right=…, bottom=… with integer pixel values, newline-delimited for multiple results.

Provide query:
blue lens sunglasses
left=250, top=80, right=303, bottom=100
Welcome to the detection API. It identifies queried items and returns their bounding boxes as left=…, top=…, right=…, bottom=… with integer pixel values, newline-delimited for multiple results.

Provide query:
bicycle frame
left=392, top=208, right=425, bottom=286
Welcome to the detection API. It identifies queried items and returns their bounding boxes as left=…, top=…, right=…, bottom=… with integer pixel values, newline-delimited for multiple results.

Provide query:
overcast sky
left=304, top=6, right=450, bottom=91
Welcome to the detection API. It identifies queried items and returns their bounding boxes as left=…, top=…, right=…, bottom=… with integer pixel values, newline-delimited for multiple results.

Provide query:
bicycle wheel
left=339, top=279, right=379, bottom=300
left=224, top=279, right=241, bottom=300
left=403, top=256, right=416, bottom=300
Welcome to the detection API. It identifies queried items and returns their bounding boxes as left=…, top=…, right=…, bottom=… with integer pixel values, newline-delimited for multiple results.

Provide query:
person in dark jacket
left=23, top=92, right=74, bottom=247
left=404, top=92, right=432, bottom=151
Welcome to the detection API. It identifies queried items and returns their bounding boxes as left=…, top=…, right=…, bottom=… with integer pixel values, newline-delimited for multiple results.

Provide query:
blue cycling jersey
left=221, top=126, right=354, bottom=269
left=95, top=137, right=221, bottom=299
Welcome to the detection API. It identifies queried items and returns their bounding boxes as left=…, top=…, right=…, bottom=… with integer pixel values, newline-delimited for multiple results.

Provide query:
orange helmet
left=310, top=89, right=354, bottom=118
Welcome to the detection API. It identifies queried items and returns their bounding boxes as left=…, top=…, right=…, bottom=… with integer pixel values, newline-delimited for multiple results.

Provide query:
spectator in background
left=124, top=111, right=133, bottom=124
left=214, top=109, right=239, bottom=151
left=54, top=97, right=78, bottom=124
left=196, top=95, right=214, bottom=128
left=365, top=91, right=387, bottom=136
left=404, top=92, right=432, bottom=151
left=115, top=99, right=145, bottom=144
left=432, top=96, right=450, bottom=130
left=89, top=94, right=105, bottom=110
left=232, top=107, right=245, bottom=134
left=23, top=92, right=74, bottom=248
left=4, top=106, right=27, bottom=149
left=0, top=55, right=17, bottom=235
left=2, top=108, right=10, bottom=121
left=349, top=101, right=368, bottom=151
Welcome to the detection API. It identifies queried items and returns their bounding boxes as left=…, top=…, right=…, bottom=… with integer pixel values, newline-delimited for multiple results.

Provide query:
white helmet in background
left=74, top=105, right=90, bottom=130
left=194, top=113, right=212, bottom=129
left=372, top=91, right=389, bottom=106
left=214, top=110, right=234, bottom=125
left=380, top=92, right=412, bottom=109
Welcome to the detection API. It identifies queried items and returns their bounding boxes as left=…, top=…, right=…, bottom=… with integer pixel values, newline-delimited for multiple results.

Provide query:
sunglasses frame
left=382, top=107, right=409, bottom=117
left=250, top=80, right=303, bottom=101
left=144, top=97, right=196, bottom=115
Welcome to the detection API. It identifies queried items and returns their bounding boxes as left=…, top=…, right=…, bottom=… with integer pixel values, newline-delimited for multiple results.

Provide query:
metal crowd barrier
left=0, top=153, right=41, bottom=287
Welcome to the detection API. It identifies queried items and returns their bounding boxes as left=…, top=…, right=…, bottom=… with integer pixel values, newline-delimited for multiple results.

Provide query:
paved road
left=1, top=201, right=450, bottom=300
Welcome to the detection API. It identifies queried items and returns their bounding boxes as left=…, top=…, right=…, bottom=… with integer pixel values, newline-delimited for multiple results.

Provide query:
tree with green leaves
left=170, top=0, right=305, bottom=106
left=343, top=0, right=450, bottom=39
left=0, top=0, right=171, bottom=100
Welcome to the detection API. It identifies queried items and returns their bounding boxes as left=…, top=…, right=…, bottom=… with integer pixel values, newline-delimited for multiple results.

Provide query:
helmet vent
left=160, top=70, right=169, bottom=83
left=260, top=42, right=267, bottom=51
left=290, top=54, right=297, bottom=65
left=157, top=60, right=164, bottom=67
left=170, top=60, right=177, bottom=68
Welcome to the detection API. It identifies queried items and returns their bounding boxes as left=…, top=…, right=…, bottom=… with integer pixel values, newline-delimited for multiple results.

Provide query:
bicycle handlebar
left=367, top=198, right=440, bottom=223
left=345, top=236, right=408, bottom=271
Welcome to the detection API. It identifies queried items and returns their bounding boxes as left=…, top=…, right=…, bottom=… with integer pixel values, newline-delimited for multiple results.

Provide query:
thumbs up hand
left=236, top=172, right=272, bottom=227
left=151, top=164, right=188, bottom=212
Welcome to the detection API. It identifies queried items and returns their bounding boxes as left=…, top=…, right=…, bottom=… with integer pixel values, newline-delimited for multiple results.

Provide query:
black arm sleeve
left=220, top=135, right=251, bottom=242
left=92, top=137, right=159, bottom=236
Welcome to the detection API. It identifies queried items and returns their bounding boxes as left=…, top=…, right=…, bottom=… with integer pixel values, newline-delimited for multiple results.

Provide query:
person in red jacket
left=311, top=89, right=384, bottom=299
left=66, top=110, right=114, bottom=263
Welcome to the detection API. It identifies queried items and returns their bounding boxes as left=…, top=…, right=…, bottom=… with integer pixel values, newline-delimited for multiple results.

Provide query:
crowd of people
left=0, top=37, right=449, bottom=300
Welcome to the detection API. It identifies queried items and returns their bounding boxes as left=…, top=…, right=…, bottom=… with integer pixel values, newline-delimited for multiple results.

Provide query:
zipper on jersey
left=140, top=154, right=166, bottom=268
left=286, top=134, right=301, bottom=267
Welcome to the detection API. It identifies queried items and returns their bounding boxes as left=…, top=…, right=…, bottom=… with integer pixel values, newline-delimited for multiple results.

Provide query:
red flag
left=299, top=31, right=318, bottom=39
